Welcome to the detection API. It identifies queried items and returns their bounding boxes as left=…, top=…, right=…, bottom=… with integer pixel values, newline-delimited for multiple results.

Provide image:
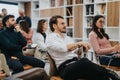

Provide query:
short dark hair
left=19, top=20, right=29, bottom=33
left=2, top=15, right=14, bottom=26
left=37, top=19, right=46, bottom=33
left=2, top=8, right=6, bottom=12
left=49, top=15, right=64, bottom=32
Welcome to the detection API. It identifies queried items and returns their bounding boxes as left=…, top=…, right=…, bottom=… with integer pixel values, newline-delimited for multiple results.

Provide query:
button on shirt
left=46, top=33, right=78, bottom=67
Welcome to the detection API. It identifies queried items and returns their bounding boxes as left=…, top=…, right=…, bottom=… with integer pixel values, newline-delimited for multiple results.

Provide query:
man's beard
left=61, top=31, right=66, bottom=33
left=62, top=27, right=66, bottom=33
left=9, top=25, right=15, bottom=29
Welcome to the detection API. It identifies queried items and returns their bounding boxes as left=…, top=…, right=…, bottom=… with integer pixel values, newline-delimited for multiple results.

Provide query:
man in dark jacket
left=0, top=15, right=45, bottom=74
left=16, top=9, right=31, bottom=28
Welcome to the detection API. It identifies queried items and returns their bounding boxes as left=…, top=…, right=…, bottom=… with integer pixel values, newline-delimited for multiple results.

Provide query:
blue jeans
left=99, top=54, right=120, bottom=67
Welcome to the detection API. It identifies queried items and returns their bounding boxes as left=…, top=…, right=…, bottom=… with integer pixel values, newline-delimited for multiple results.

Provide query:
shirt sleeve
left=35, top=33, right=46, bottom=51
left=46, top=35, right=68, bottom=53
left=89, top=32, right=114, bottom=55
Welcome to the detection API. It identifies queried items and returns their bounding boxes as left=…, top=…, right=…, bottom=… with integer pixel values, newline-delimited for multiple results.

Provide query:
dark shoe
left=107, top=70, right=120, bottom=80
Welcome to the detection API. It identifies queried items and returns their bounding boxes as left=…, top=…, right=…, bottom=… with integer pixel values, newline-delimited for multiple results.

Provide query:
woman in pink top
left=19, top=20, right=33, bottom=44
left=19, top=20, right=34, bottom=56
left=89, top=15, right=120, bottom=67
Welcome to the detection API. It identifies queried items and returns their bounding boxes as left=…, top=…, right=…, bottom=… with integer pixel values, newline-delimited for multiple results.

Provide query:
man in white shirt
left=46, top=15, right=120, bottom=80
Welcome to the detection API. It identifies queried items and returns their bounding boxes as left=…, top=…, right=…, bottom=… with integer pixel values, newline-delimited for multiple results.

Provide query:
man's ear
left=53, top=24, right=56, bottom=29
left=6, top=20, right=9, bottom=26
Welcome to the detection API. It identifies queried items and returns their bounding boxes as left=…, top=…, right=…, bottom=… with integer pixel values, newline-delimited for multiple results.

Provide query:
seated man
left=0, top=15, right=45, bottom=74
left=46, top=15, right=120, bottom=80
left=0, top=54, right=50, bottom=80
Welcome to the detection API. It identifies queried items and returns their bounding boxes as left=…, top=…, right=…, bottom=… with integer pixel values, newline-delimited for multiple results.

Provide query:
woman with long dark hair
left=35, top=19, right=48, bottom=51
left=89, top=15, right=120, bottom=67
left=33, top=19, right=48, bottom=60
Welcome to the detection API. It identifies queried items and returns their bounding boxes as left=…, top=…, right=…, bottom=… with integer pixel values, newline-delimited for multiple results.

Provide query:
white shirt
left=46, top=33, right=78, bottom=67
left=34, top=32, right=47, bottom=51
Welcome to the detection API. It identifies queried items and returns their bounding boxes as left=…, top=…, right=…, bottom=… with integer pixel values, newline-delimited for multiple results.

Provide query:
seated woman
left=19, top=20, right=34, bottom=56
left=19, top=20, right=33, bottom=44
left=89, top=15, right=120, bottom=67
left=34, top=19, right=48, bottom=60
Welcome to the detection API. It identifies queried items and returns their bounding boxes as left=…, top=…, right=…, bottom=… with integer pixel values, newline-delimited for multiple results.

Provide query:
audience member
left=35, top=19, right=48, bottom=52
left=0, top=8, right=7, bottom=18
left=19, top=20, right=33, bottom=44
left=0, top=15, right=45, bottom=74
left=16, top=8, right=31, bottom=28
left=89, top=15, right=120, bottom=67
left=33, top=19, right=48, bottom=60
left=46, top=15, right=120, bottom=80
left=19, top=20, right=34, bottom=56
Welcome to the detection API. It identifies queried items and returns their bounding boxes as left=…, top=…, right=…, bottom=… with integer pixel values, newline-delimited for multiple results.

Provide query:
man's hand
left=15, top=24, right=22, bottom=32
left=82, top=42, right=90, bottom=52
left=77, top=42, right=90, bottom=52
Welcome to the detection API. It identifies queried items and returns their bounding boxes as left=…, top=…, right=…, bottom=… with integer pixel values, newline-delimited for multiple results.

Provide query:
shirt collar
left=53, top=32, right=67, bottom=38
